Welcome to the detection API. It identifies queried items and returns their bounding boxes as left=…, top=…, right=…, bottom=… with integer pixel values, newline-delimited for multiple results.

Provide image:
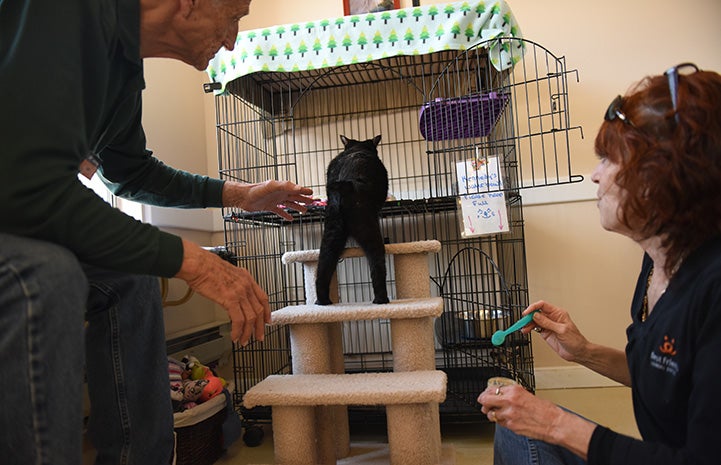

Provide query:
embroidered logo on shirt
left=649, top=335, right=679, bottom=376
left=659, top=335, right=677, bottom=356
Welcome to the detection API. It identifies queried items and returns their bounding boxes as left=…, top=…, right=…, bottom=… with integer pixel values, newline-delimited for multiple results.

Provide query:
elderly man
left=0, top=1, right=311, bottom=463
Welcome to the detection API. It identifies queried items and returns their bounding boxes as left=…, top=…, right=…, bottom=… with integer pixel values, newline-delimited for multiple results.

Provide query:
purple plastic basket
left=419, top=92, right=509, bottom=141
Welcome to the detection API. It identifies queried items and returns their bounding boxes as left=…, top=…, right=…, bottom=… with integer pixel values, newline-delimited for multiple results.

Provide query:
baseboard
left=534, top=366, right=622, bottom=390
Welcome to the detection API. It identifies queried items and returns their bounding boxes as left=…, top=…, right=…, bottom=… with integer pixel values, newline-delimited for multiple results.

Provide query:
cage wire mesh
left=215, top=38, right=581, bottom=424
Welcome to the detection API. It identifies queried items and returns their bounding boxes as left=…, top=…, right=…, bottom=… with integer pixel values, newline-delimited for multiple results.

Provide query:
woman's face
left=591, top=157, right=630, bottom=236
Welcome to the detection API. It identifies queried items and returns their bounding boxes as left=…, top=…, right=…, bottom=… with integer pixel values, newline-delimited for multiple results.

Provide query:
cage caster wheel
left=242, top=425, right=264, bottom=447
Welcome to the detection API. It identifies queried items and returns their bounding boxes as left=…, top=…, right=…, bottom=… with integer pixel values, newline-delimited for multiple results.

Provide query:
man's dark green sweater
left=0, top=0, right=225, bottom=277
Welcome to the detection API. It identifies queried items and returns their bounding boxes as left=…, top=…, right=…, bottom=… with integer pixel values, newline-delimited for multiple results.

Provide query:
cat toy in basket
left=419, top=92, right=510, bottom=141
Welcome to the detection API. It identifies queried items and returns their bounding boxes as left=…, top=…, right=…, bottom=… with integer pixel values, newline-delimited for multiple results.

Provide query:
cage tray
left=223, top=197, right=461, bottom=226
left=419, top=92, right=510, bottom=141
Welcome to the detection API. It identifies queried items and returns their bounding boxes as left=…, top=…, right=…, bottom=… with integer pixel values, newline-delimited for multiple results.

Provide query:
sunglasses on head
left=605, top=95, right=634, bottom=126
left=604, top=62, right=700, bottom=127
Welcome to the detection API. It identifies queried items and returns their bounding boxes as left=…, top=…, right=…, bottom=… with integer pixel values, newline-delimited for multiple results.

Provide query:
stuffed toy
left=181, top=355, right=227, bottom=403
left=168, top=356, right=218, bottom=412
left=199, top=376, right=224, bottom=403
left=180, top=378, right=209, bottom=410
left=168, top=357, right=187, bottom=411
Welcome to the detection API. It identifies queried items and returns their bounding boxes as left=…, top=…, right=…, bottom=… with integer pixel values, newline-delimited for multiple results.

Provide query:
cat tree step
left=270, top=297, right=443, bottom=325
left=282, top=240, right=441, bottom=303
left=243, top=371, right=447, bottom=465
left=269, top=298, right=444, bottom=462
left=281, top=239, right=442, bottom=265
left=273, top=240, right=445, bottom=463
left=275, top=297, right=442, bottom=375
left=243, top=370, right=446, bottom=407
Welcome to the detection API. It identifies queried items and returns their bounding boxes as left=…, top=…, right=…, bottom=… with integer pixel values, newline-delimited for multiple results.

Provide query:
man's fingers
left=237, top=294, right=257, bottom=346
left=283, top=200, right=308, bottom=213
left=228, top=305, right=245, bottom=344
left=254, top=315, right=266, bottom=343
left=269, top=206, right=294, bottom=221
left=250, top=282, right=271, bottom=324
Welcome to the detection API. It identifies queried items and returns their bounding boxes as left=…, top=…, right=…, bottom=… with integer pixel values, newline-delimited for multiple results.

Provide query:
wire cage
left=216, top=37, right=581, bottom=426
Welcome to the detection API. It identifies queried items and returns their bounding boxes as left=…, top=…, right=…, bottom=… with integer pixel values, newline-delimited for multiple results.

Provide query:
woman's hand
left=223, top=180, right=314, bottom=221
left=478, top=383, right=561, bottom=442
left=522, top=300, right=632, bottom=386
left=521, top=300, right=590, bottom=363
left=477, top=383, right=596, bottom=460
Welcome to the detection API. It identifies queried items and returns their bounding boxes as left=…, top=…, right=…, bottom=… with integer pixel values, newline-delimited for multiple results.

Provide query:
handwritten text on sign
left=456, top=156, right=510, bottom=237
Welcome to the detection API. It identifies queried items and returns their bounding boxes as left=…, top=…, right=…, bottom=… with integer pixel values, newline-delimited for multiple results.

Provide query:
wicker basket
left=173, top=394, right=228, bottom=465
left=419, top=92, right=510, bottom=141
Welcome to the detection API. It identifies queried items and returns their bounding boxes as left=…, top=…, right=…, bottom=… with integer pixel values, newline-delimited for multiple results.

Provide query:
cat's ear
left=340, top=135, right=349, bottom=147
left=372, top=134, right=382, bottom=147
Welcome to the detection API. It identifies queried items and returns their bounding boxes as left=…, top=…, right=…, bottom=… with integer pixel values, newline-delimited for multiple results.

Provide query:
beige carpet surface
left=270, top=297, right=443, bottom=325
left=338, top=442, right=456, bottom=465
left=243, top=371, right=447, bottom=408
left=245, top=442, right=456, bottom=465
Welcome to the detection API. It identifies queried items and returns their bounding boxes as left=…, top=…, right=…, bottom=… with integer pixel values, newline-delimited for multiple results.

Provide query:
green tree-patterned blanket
left=207, top=0, right=523, bottom=93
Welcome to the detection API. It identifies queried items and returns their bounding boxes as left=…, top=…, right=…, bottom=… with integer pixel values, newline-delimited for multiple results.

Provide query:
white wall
left=141, top=0, right=721, bottom=367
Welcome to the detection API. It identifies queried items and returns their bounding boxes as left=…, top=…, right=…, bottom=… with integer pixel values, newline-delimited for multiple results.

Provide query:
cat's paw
left=315, top=298, right=332, bottom=306
left=373, top=296, right=390, bottom=304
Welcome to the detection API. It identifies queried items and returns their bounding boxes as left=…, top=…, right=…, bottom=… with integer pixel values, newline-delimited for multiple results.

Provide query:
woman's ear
left=178, top=0, right=197, bottom=18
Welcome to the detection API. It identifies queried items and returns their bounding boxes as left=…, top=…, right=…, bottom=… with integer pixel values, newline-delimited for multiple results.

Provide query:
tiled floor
left=213, top=386, right=640, bottom=465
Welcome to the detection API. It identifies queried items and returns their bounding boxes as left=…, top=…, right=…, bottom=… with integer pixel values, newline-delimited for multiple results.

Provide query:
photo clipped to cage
left=456, top=152, right=509, bottom=238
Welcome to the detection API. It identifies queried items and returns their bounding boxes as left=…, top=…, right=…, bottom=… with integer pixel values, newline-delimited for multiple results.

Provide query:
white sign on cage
left=456, top=154, right=510, bottom=237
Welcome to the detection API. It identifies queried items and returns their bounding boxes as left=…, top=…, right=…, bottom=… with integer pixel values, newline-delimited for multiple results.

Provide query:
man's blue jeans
left=0, top=233, right=174, bottom=465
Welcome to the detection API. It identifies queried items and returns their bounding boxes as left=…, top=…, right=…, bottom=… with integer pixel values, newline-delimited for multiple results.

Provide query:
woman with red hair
left=479, top=64, right=721, bottom=465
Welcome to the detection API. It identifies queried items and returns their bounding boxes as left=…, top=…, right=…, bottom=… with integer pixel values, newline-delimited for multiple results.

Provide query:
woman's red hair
left=594, top=68, right=721, bottom=275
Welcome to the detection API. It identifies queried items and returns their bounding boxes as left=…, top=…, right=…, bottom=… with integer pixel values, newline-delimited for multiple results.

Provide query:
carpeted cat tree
left=243, top=240, right=453, bottom=465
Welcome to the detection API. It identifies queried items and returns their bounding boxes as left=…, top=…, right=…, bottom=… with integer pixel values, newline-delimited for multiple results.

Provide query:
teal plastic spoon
left=491, top=310, right=540, bottom=346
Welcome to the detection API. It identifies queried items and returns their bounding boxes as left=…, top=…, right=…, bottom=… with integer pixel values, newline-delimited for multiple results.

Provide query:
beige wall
left=141, top=60, right=223, bottom=335
left=493, top=0, right=721, bottom=369
left=141, top=0, right=721, bottom=365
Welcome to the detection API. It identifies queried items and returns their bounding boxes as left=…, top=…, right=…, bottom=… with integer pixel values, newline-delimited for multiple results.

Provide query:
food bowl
left=460, top=309, right=508, bottom=339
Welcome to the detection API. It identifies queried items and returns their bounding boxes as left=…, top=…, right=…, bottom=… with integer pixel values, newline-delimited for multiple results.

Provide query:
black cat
left=315, top=134, right=390, bottom=305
